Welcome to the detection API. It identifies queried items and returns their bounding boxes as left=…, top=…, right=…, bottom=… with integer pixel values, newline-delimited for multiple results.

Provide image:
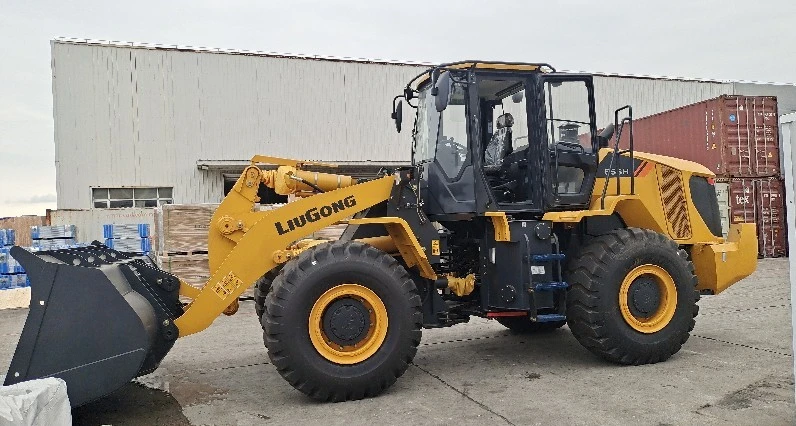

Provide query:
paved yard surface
left=0, top=259, right=792, bottom=425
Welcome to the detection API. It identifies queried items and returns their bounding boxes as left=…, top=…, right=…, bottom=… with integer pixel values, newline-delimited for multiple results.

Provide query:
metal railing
left=600, top=106, right=634, bottom=209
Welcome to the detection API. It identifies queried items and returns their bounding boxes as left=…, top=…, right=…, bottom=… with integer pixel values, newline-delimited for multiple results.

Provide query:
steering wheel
left=555, top=141, right=585, bottom=153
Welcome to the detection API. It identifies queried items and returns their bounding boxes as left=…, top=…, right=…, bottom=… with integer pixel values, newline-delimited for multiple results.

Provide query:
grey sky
left=1, top=0, right=794, bottom=216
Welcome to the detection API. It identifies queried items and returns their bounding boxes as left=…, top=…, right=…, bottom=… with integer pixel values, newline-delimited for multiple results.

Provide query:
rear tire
left=263, top=241, right=422, bottom=402
left=496, top=317, right=566, bottom=333
left=566, top=228, right=699, bottom=365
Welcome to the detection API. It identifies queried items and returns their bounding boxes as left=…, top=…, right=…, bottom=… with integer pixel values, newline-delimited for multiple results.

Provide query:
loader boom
left=178, top=157, right=394, bottom=336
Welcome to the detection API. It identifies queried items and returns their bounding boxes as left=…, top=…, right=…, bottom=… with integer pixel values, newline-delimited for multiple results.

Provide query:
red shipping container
left=726, top=177, right=787, bottom=257
left=620, top=95, right=779, bottom=177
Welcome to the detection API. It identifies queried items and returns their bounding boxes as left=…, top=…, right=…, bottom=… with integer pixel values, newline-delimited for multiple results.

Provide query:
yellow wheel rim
left=618, top=264, right=677, bottom=334
left=309, top=284, right=388, bottom=365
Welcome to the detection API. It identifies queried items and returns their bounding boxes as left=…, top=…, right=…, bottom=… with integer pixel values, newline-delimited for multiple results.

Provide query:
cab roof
left=409, top=60, right=557, bottom=90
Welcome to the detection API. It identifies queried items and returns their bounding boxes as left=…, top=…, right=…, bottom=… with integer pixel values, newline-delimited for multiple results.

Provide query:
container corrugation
left=103, top=223, right=150, bottom=239
left=105, top=237, right=151, bottom=253
left=620, top=95, right=780, bottom=177
left=724, top=177, right=788, bottom=257
left=31, top=225, right=76, bottom=240
left=0, top=216, right=46, bottom=247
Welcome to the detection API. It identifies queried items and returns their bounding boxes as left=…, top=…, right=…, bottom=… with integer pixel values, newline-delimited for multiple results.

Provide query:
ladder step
left=531, top=254, right=565, bottom=262
left=534, top=282, right=569, bottom=291
left=535, top=314, right=566, bottom=323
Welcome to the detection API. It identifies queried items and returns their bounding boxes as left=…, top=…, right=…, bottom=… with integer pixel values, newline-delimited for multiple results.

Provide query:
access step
left=533, top=281, right=568, bottom=291
left=534, top=314, right=566, bottom=323
left=531, top=254, right=566, bottom=262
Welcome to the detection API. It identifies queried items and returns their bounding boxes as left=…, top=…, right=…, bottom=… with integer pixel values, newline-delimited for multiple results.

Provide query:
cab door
left=417, top=78, right=477, bottom=217
left=541, top=76, right=598, bottom=209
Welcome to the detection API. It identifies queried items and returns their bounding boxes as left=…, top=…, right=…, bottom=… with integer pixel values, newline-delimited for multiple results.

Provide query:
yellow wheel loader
left=5, top=62, right=758, bottom=406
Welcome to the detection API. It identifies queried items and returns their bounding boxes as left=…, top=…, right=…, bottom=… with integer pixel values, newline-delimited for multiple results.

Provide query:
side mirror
left=391, top=100, right=403, bottom=133
left=403, top=86, right=414, bottom=101
left=434, top=72, right=453, bottom=113
left=596, top=123, right=615, bottom=148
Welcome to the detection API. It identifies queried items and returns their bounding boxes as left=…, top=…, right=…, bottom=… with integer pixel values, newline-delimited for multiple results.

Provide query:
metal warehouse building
left=51, top=38, right=796, bottom=209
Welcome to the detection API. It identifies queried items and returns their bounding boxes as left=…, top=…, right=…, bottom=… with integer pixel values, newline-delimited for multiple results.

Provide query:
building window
left=92, top=187, right=173, bottom=208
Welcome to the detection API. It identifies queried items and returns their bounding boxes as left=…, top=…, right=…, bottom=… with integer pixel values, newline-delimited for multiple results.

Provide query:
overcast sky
left=1, top=0, right=794, bottom=216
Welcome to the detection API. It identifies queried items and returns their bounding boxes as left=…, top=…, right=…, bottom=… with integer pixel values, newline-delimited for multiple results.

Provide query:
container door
left=721, top=96, right=780, bottom=177
left=754, top=178, right=787, bottom=257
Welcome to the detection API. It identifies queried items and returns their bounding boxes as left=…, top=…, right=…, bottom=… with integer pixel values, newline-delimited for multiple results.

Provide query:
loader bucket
left=3, top=244, right=183, bottom=407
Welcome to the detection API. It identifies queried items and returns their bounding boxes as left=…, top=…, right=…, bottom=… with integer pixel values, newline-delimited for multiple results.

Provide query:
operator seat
left=484, top=113, right=514, bottom=174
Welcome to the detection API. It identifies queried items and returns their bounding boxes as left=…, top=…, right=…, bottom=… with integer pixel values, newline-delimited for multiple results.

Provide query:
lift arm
left=176, top=156, right=395, bottom=336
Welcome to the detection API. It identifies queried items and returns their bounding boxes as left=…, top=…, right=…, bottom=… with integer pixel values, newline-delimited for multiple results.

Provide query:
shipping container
left=49, top=208, right=157, bottom=245
left=721, top=177, right=788, bottom=257
left=620, top=95, right=780, bottom=177
left=781, top=113, right=795, bottom=262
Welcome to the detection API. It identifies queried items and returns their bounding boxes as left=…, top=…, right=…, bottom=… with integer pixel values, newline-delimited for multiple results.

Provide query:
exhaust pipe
left=3, top=243, right=183, bottom=407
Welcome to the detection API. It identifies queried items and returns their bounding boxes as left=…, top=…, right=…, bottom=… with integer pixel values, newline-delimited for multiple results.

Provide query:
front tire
left=254, top=269, right=279, bottom=324
left=566, top=228, right=699, bottom=365
left=262, top=241, right=422, bottom=402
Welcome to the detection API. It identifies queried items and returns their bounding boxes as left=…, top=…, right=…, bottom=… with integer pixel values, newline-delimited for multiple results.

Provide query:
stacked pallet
left=155, top=204, right=216, bottom=288
left=0, top=229, right=28, bottom=290
left=0, top=216, right=45, bottom=248
left=619, top=95, right=787, bottom=257
left=153, top=202, right=346, bottom=294
left=104, top=223, right=151, bottom=254
left=30, top=225, right=81, bottom=251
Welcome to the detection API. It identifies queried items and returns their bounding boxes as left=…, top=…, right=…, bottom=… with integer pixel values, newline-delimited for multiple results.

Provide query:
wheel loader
left=5, top=61, right=757, bottom=406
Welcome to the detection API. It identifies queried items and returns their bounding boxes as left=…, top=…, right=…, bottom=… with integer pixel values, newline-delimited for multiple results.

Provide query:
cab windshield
left=412, top=81, right=468, bottom=178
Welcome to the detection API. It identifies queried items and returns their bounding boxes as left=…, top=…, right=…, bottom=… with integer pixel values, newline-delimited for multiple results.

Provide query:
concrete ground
left=0, top=259, right=793, bottom=425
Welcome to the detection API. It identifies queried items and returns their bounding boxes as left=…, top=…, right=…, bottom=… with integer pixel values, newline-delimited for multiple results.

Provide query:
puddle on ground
left=136, top=375, right=227, bottom=407
left=71, top=378, right=226, bottom=426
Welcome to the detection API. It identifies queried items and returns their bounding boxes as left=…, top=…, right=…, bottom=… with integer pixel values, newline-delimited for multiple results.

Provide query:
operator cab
left=395, top=62, right=599, bottom=219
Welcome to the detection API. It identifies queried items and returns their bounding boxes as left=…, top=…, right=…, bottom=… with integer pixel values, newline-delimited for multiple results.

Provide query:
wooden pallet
left=157, top=253, right=210, bottom=288
left=157, top=252, right=254, bottom=299
left=155, top=204, right=217, bottom=254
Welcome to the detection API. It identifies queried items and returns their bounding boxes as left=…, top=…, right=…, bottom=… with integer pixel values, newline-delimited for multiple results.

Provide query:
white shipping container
left=781, top=112, right=796, bottom=403
left=49, top=208, right=157, bottom=245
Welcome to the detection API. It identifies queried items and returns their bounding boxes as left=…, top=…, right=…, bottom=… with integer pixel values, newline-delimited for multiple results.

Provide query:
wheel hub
left=618, top=264, right=678, bottom=334
left=627, top=277, right=661, bottom=318
left=308, top=283, right=389, bottom=364
left=322, top=298, right=371, bottom=346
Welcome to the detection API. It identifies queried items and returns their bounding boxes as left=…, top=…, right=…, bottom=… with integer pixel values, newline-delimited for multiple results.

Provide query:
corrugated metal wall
left=592, top=76, right=731, bottom=127
left=49, top=208, right=156, bottom=244
left=52, top=40, right=426, bottom=209
left=52, top=40, right=796, bottom=209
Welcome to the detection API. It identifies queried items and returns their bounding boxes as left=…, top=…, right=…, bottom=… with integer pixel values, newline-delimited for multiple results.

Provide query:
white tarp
left=0, top=376, right=71, bottom=425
